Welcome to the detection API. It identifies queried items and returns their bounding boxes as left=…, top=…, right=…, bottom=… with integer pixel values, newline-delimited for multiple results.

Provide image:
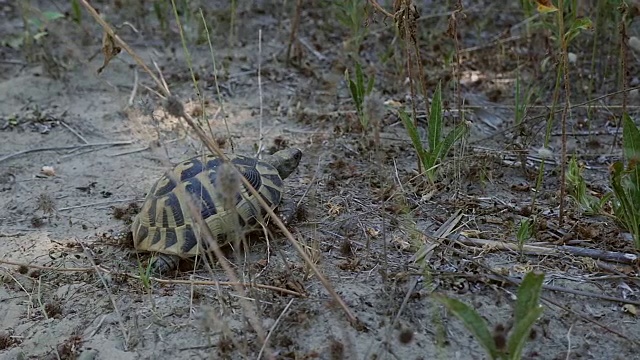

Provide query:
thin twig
left=367, top=0, right=394, bottom=18
left=565, top=324, right=574, bottom=360
left=558, top=0, right=570, bottom=225
left=108, top=146, right=150, bottom=157
left=257, top=298, right=295, bottom=360
left=0, top=258, right=305, bottom=297
left=258, top=28, right=264, bottom=155
left=482, top=273, right=640, bottom=307
left=285, top=0, right=303, bottom=65
left=57, top=198, right=135, bottom=212
left=60, top=120, right=89, bottom=144
left=298, top=37, right=326, bottom=61
left=128, top=67, right=139, bottom=106
left=78, top=240, right=130, bottom=351
left=0, top=141, right=133, bottom=163
left=457, top=236, right=638, bottom=264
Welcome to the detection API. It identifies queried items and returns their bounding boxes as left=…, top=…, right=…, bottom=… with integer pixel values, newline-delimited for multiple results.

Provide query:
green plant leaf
left=506, top=271, right=544, bottom=360
left=42, top=11, right=65, bottom=21
left=622, top=113, right=640, bottom=163
left=71, top=0, right=82, bottom=24
left=434, top=295, right=499, bottom=359
left=565, top=17, right=593, bottom=43
left=507, top=305, right=543, bottom=360
left=434, top=123, right=467, bottom=163
left=622, top=114, right=640, bottom=216
left=428, top=82, right=443, bottom=153
left=513, top=272, right=544, bottom=323
left=573, top=18, right=593, bottom=31
left=355, top=62, right=364, bottom=99
left=516, top=218, right=533, bottom=243
left=33, top=31, right=49, bottom=41
left=399, top=109, right=428, bottom=169
left=366, top=73, right=375, bottom=95
left=614, top=114, right=640, bottom=247
left=349, top=79, right=361, bottom=110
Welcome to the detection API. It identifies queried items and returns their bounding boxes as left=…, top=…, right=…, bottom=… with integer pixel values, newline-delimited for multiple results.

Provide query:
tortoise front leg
left=149, top=254, right=182, bottom=274
left=276, top=198, right=301, bottom=226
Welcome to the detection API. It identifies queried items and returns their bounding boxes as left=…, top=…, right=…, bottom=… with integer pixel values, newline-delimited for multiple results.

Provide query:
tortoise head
left=265, top=148, right=302, bottom=179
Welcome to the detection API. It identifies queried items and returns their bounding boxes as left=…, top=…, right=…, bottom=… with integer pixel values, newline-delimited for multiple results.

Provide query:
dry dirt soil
left=1, top=1, right=640, bottom=359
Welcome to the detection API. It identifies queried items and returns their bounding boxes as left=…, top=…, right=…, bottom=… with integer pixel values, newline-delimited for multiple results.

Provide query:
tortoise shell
left=131, top=148, right=302, bottom=258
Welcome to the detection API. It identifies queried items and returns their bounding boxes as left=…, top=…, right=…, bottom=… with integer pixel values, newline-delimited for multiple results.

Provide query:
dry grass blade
left=97, top=31, right=121, bottom=74
left=76, top=240, right=130, bottom=351
left=410, top=210, right=463, bottom=263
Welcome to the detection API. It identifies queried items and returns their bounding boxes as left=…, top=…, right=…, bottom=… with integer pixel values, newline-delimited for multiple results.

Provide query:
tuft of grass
left=13, top=2, right=64, bottom=50
left=335, top=0, right=368, bottom=54
left=434, top=271, right=545, bottom=360
left=566, top=155, right=610, bottom=215
left=399, top=82, right=467, bottom=183
left=345, top=61, right=375, bottom=132
left=138, top=260, right=153, bottom=291
left=610, top=113, right=640, bottom=248
left=516, top=217, right=534, bottom=252
left=514, top=73, right=535, bottom=129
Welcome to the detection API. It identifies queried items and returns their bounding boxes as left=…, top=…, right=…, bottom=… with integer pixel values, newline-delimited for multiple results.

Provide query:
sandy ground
left=1, top=1, right=640, bottom=359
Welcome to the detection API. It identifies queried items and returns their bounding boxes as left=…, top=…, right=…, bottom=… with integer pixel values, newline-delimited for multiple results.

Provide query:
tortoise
left=130, top=148, right=302, bottom=273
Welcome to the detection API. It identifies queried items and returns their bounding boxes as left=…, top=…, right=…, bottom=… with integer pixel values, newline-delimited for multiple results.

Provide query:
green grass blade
left=515, top=74, right=522, bottom=125
left=622, top=113, right=640, bottom=163
left=428, top=82, right=443, bottom=153
left=399, top=109, right=428, bottom=169
left=348, top=79, right=361, bottom=111
left=42, top=11, right=65, bottom=21
left=434, top=295, right=499, bottom=359
left=366, top=73, right=375, bottom=95
left=434, top=123, right=467, bottom=162
left=355, top=62, right=364, bottom=99
left=71, top=0, right=82, bottom=24
left=622, top=114, right=640, bottom=206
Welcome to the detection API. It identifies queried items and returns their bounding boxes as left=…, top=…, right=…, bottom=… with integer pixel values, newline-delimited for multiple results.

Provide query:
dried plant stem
left=258, top=28, right=264, bottom=155
left=0, top=258, right=305, bottom=296
left=286, top=0, right=303, bottom=65
left=367, top=0, right=393, bottom=18
left=398, top=3, right=421, bottom=174
left=611, top=3, right=629, bottom=151
left=558, top=0, right=569, bottom=224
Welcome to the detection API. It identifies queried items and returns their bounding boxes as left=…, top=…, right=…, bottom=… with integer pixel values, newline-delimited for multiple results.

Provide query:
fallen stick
left=457, top=236, right=638, bottom=264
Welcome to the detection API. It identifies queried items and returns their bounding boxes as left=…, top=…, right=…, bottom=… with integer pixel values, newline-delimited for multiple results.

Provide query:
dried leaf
left=394, top=0, right=419, bottom=42
left=97, top=32, right=121, bottom=74
left=534, top=0, right=559, bottom=13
